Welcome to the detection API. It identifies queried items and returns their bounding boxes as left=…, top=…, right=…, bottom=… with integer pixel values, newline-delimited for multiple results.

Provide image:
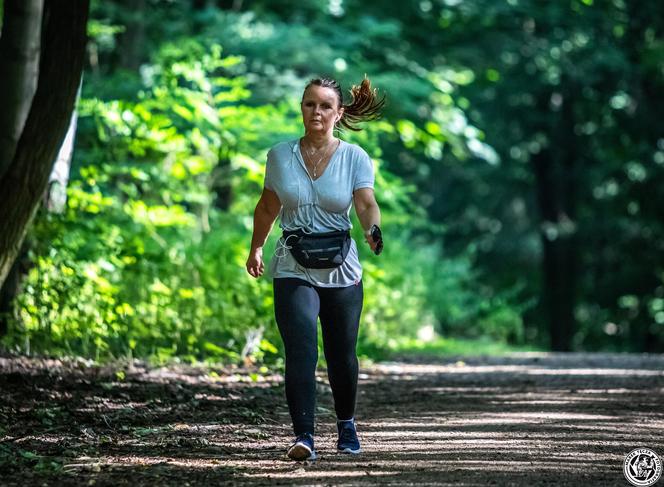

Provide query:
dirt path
left=1, top=352, right=663, bottom=486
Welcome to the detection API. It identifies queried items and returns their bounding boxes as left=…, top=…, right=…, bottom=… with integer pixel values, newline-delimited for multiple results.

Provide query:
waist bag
left=283, top=229, right=351, bottom=269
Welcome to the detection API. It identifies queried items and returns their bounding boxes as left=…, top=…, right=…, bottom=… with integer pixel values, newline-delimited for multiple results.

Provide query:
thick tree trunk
left=532, top=89, right=578, bottom=352
left=0, top=76, right=81, bottom=338
left=0, top=0, right=90, bottom=289
left=0, top=0, right=43, bottom=180
left=624, top=3, right=663, bottom=353
left=533, top=151, right=577, bottom=352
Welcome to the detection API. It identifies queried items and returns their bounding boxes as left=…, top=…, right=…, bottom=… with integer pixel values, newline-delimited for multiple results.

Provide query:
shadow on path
left=1, top=352, right=662, bottom=486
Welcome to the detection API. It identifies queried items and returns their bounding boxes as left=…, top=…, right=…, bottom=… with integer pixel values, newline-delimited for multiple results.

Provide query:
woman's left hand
left=353, top=188, right=382, bottom=255
left=364, top=225, right=383, bottom=255
left=364, top=232, right=377, bottom=252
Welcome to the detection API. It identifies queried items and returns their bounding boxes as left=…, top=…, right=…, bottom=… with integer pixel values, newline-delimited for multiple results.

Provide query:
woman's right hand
left=246, top=248, right=265, bottom=278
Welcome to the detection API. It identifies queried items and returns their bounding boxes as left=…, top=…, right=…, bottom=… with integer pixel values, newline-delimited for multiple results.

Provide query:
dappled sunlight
left=363, top=411, right=618, bottom=431
left=2, top=353, right=662, bottom=485
left=525, top=368, right=663, bottom=377
left=74, top=399, right=152, bottom=413
left=370, top=362, right=664, bottom=378
left=446, top=411, right=616, bottom=422
left=65, top=454, right=223, bottom=470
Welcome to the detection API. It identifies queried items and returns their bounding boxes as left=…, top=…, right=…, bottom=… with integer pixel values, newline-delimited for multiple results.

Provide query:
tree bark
left=211, top=155, right=233, bottom=211
left=117, top=0, right=146, bottom=71
left=533, top=153, right=577, bottom=351
left=45, top=81, right=81, bottom=213
left=532, top=89, right=578, bottom=352
left=0, top=0, right=43, bottom=180
left=0, top=240, right=29, bottom=337
left=623, top=2, right=664, bottom=352
left=0, top=0, right=90, bottom=289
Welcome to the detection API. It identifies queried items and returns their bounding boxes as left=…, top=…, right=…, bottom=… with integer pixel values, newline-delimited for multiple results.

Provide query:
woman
left=246, top=77, right=384, bottom=461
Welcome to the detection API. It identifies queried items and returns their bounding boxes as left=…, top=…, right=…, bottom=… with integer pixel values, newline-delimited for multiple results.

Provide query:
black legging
left=273, top=277, right=363, bottom=436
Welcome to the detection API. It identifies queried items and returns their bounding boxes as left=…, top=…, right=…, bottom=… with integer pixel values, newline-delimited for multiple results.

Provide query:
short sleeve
left=263, top=148, right=275, bottom=191
left=353, top=150, right=374, bottom=192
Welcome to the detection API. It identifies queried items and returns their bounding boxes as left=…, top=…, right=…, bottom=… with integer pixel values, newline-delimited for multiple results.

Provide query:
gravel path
left=1, top=352, right=663, bottom=486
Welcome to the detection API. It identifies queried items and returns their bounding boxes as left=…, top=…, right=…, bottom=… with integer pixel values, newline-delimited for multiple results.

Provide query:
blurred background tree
left=1, top=0, right=662, bottom=363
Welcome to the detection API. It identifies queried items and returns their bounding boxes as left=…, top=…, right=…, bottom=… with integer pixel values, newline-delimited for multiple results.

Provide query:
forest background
left=1, top=0, right=662, bottom=365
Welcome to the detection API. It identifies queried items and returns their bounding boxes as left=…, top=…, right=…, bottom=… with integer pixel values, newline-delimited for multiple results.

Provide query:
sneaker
left=287, top=433, right=317, bottom=461
left=337, top=418, right=361, bottom=454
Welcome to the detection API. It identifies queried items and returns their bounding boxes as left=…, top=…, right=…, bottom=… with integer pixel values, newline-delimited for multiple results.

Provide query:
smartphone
left=370, top=225, right=383, bottom=256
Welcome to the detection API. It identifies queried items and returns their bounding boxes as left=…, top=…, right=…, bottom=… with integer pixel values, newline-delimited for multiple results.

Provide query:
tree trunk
left=0, top=0, right=90, bottom=289
left=0, top=0, right=43, bottom=180
left=532, top=89, right=578, bottom=352
left=117, top=0, right=146, bottom=71
left=45, top=81, right=81, bottom=213
left=533, top=153, right=577, bottom=351
left=624, top=2, right=664, bottom=353
left=0, top=240, right=29, bottom=337
left=211, top=155, right=233, bottom=211
left=0, top=74, right=82, bottom=339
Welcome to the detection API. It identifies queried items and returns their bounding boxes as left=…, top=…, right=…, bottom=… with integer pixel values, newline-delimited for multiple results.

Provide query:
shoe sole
left=288, top=443, right=317, bottom=461
left=338, top=447, right=361, bottom=455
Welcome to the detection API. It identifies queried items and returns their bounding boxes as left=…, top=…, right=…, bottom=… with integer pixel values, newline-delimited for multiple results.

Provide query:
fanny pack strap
left=283, top=229, right=350, bottom=239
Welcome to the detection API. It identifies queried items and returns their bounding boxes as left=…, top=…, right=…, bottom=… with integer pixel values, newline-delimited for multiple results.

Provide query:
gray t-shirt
left=264, top=138, right=375, bottom=287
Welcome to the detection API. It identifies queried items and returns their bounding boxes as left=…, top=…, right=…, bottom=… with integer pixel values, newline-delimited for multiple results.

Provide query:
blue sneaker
left=337, top=419, right=361, bottom=454
left=287, top=433, right=317, bottom=461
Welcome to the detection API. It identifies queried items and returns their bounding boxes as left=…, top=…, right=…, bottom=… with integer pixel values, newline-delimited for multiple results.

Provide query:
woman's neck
left=302, top=131, right=336, bottom=150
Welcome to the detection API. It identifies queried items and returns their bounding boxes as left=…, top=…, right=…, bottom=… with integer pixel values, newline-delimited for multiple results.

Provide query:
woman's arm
left=353, top=188, right=381, bottom=253
left=246, top=188, right=282, bottom=277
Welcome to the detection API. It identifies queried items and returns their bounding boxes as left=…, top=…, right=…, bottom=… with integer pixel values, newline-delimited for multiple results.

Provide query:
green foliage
left=5, top=36, right=514, bottom=364
left=5, top=43, right=278, bottom=363
left=7, top=0, right=659, bottom=359
left=0, top=444, right=64, bottom=475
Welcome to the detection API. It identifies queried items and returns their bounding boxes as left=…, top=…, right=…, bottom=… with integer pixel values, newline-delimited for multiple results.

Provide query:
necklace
left=302, top=138, right=338, bottom=178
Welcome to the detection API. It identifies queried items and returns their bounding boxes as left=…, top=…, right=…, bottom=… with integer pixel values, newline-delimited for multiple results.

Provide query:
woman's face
left=301, top=85, right=343, bottom=136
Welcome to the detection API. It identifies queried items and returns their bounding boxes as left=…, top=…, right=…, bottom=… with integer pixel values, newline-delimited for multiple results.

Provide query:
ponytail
left=339, top=77, right=386, bottom=132
left=303, top=76, right=386, bottom=132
